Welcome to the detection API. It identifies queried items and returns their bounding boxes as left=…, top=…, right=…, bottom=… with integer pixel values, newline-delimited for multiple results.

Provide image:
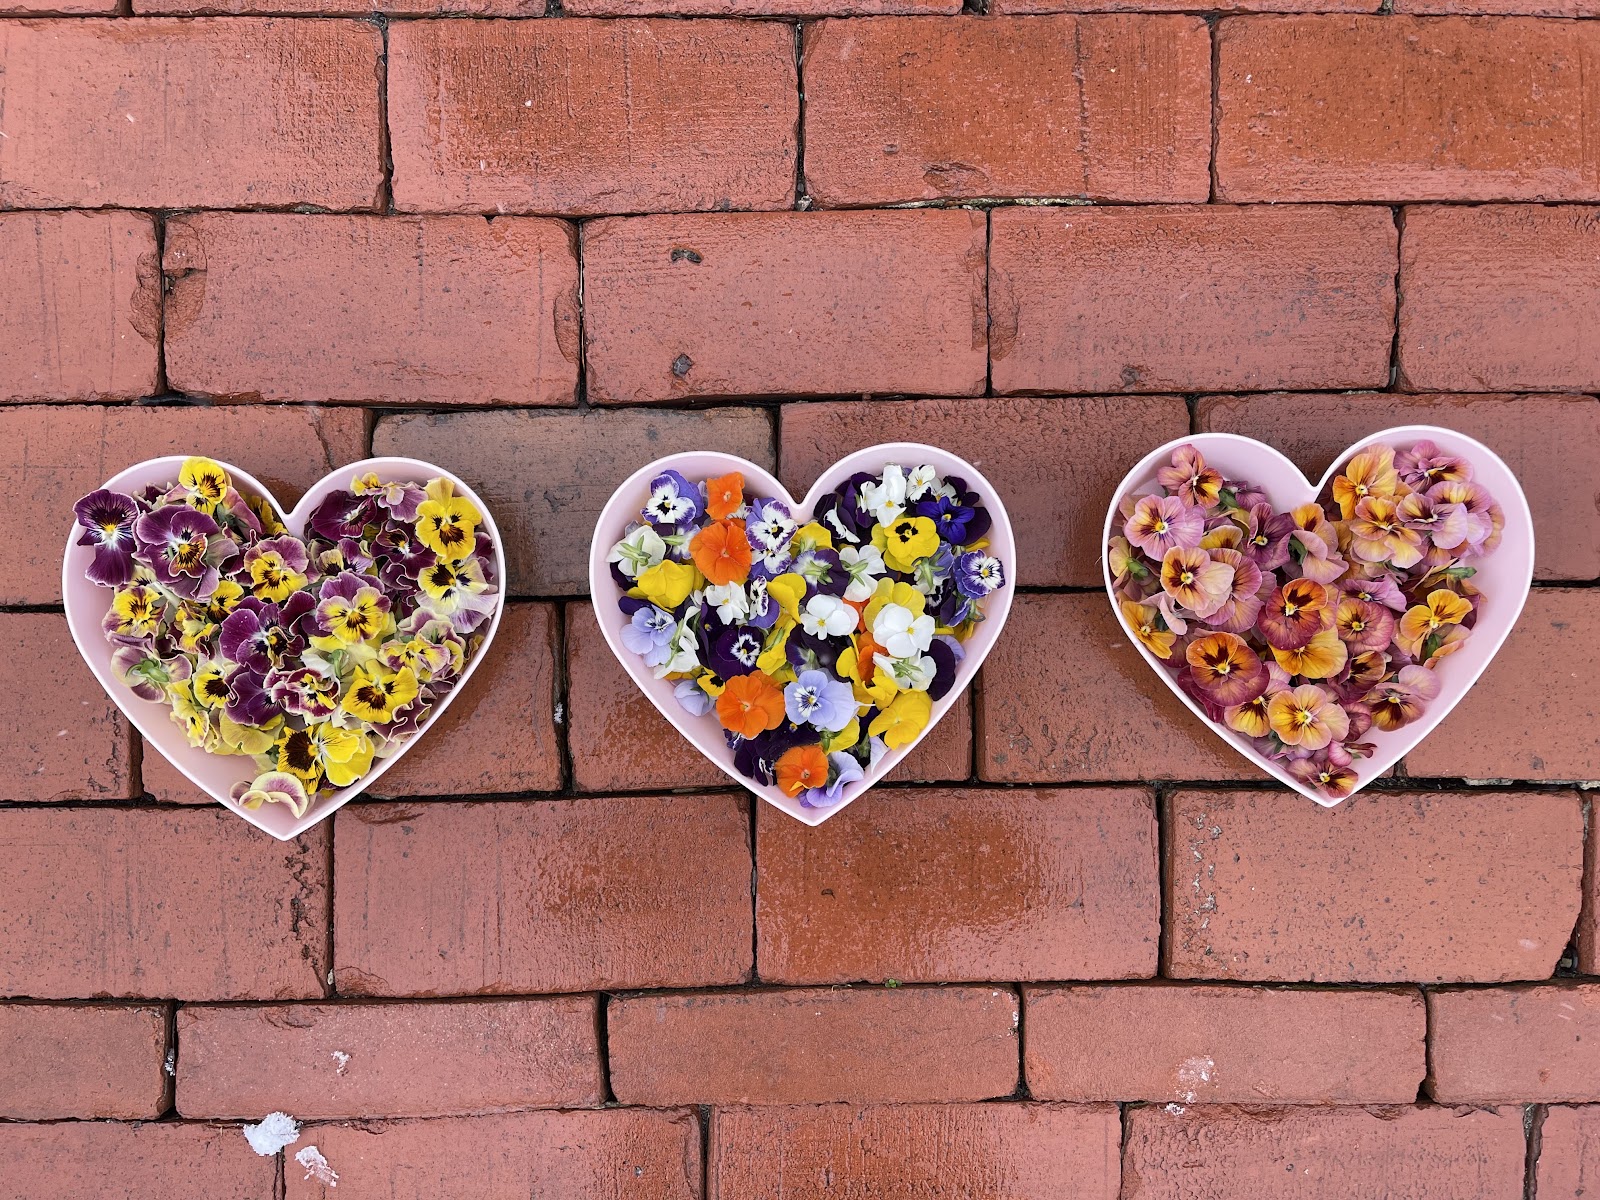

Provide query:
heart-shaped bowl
left=589, top=442, right=1015, bottom=825
left=63, top=456, right=505, bottom=840
left=1102, top=424, right=1533, bottom=805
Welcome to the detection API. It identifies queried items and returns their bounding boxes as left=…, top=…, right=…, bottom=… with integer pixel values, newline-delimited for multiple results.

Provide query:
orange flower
left=715, top=671, right=786, bottom=738
left=690, top=519, right=752, bottom=586
left=774, top=744, right=829, bottom=797
left=705, top=472, right=745, bottom=521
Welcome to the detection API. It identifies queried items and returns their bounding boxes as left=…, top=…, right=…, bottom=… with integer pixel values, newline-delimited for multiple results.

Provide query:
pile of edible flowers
left=608, top=464, right=1004, bottom=807
left=72, top=458, right=496, bottom=820
left=1110, top=441, right=1502, bottom=800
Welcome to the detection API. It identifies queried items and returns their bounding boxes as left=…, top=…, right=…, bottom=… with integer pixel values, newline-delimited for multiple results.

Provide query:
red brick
left=802, top=16, right=1209, bottom=206
left=710, top=1103, right=1120, bottom=1200
left=1396, top=0, right=1598, bottom=13
left=145, top=0, right=538, bottom=14
left=1, top=404, right=367, bottom=606
left=1399, top=206, right=1600, bottom=392
left=1537, top=1105, right=1600, bottom=1200
left=1165, top=789, right=1584, bottom=983
left=1196, top=392, right=1600, bottom=582
left=333, top=795, right=750, bottom=996
left=0, top=19, right=382, bottom=209
left=0, top=213, right=158, bottom=402
left=977, top=594, right=1263, bottom=784
left=0, top=1004, right=167, bottom=1119
left=570, top=0, right=954, bottom=11
left=1026, top=984, right=1423, bottom=1103
left=782, top=396, right=1189, bottom=589
left=567, top=601, right=970, bottom=794
left=757, top=788, right=1158, bottom=984
left=178, top=997, right=600, bottom=1118
left=0, top=808, right=328, bottom=1000
left=1405, top=592, right=1600, bottom=783
left=4, top=613, right=133, bottom=803
left=993, top=0, right=1367, bottom=11
left=389, top=20, right=797, bottom=216
left=163, top=214, right=577, bottom=406
left=1427, top=985, right=1600, bottom=1103
left=608, top=986, right=1019, bottom=1105
left=584, top=211, right=988, bottom=402
left=370, top=603, right=561, bottom=799
left=373, top=407, right=774, bottom=596
left=1123, top=1104, right=1526, bottom=1199
left=1, top=0, right=115, bottom=13
left=1215, top=16, right=1600, bottom=202
left=0, top=1122, right=275, bottom=1200
left=990, top=206, right=1396, bottom=393
left=285, top=1110, right=700, bottom=1200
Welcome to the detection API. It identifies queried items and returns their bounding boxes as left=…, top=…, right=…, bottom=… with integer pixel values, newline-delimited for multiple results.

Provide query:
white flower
left=606, top=525, right=666, bottom=580
left=839, top=544, right=886, bottom=603
left=798, top=593, right=859, bottom=639
left=860, top=464, right=908, bottom=526
left=875, top=652, right=936, bottom=692
left=655, top=606, right=702, bottom=678
left=873, top=602, right=934, bottom=659
left=703, top=581, right=749, bottom=624
left=906, top=464, right=940, bottom=501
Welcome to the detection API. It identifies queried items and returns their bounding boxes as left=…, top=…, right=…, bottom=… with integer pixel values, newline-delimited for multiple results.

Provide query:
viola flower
left=874, top=650, right=937, bottom=693
left=658, top=607, right=703, bottom=678
left=1332, top=445, right=1401, bottom=520
left=1186, top=632, right=1270, bottom=707
left=1427, top=479, right=1503, bottom=557
left=191, top=659, right=233, bottom=711
left=1125, top=495, right=1203, bottom=559
left=1205, top=548, right=1264, bottom=635
left=415, top=479, right=481, bottom=563
left=416, top=555, right=496, bottom=633
left=1396, top=491, right=1468, bottom=550
left=106, top=583, right=165, bottom=642
left=315, top=574, right=393, bottom=646
left=872, top=602, right=935, bottom=660
left=868, top=689, right=932, bottom=750
left=642, top=469, right=702, bottom=528
left=703, top=581, right=750, bottom=624
left=1159, top=547, right=1235, bottom=620
left=134, top=504, right=237, bottom=600
left=1238, top=502, right=1294, bottom=573
left=881, top=515, right=940, bottom=573
left=1267, top=684, right=1350, bottom=751
left=607, top=525, right=667, bottom=581
left=1334, top=598, right=1396, bottom=654
left=673, top=676, right=716, bottom=718
left=794, top=547, right=847, bottom=596
left=1287, top=750, right=1359, bottom=800
left=111, top=644, right=191, bottom=702
left=276, top=722, right=374, bottom=790
left=244, top=536, right=310, bottom=603
left=1396, top=588, right=1473, bottom=658
left=1396, top=440, right=1471, bottom=488
left=178, top=457, right=231, bottom=514
left=774, top=744, right=831, bottom=798
left=799, top=594, right=858, bottom=640
left=784, top=669, right=857, bottom=732
left=911, top=493, right=978, bottom=545
left=839, top=544, right=887, bottom=603
left=1367, top=663, right=1442, bottom=731
left=341, top=665, right=421, bottom=726
left=1348, top=497, right=1424, bottom=569
left=266, top=663, right=340, bottom=719
left=716, top=671, right=787, bottom=738
left=1156, top=446, right=1224, bottom=508
left=954, top=551, right=1005, bottom=600
left=1121, top=599, right=1176, bottom=661
left=352, top=472, right=426, bottom=522
left=1270, top=627, right=1348, bottom=681
left=621, top=605, right=678, bottom=668
left=746, top=498, right=797, bottom=571
left=1344, top=572, right=1408, bottom=613
left=635, top=559, right=698, bottom=611
left=1223, top=662, right=1288, bottom=739
left=230, top=771, right=311, bottom=819
left=800, top=751, right=865, bottom=809
left=307, top=489, right=372, bottom=542
left=1108, top=536, right=1150, bottom=593
left=860, top=463, right=908, bottom=526
left=220, top=598, right=309, bottom=676
left=905, top=465, right=940, bottom=502
left=690, top=519, right=753, bottom=587
left=1256, top=578, right=1332, bottom=651
left=74, top=490, right=141, bottom=587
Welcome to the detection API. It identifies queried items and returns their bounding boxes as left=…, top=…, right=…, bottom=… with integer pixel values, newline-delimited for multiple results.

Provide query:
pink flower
left=1206, top=548, right=1265, bottom=635
left=1125, top=495, right=1204, bottom=560
left=1160, top=547, right=1235, bottom=621
left=1396, top=440, right=1471, bottom=488
left=1156, top=446, right=1224, bottom=508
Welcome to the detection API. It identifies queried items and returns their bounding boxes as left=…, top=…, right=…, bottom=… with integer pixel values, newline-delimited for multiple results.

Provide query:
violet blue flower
left=784, top=668, right=857, bottom=732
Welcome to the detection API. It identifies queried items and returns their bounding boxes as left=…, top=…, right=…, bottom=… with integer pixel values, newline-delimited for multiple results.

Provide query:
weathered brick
left=141, top=752, right=215, bottom=806
left=389, top=20, right=797, bottom=215
left=1427, top=985, right=1600, bottom=1103
left=993, top=0, right=1367, bottom=11
left=1215, top=16, right=1600, bottom=202
left=178, top=997, right=601, bottom=1118
left=143, top=0, right=539, bottom=14
left=285, top=1110, right=700, bottom=1200
left=977, top=594, right=1263, bottom=784
left=0, top=1004, right=167, bottom=1119
left=781, top=396, right=1190, bottom=588
left=333, top=796, right=751, bottom=996
left=1, top=404, right=367, bottom=606
left=1196, top=392, right=1600, bottom=582
left=1026, top=984, right=1423, bottom=1103
left=757, top=788, right=1158, bottom=984
left=566, top=601, right=970, bottom=794
left=608, top=987, right=1019, bottom=1105
left=1399, top=206, right=1600, bottom=392
left=370, top=604, right=561, bottom=799
left=3, top=613, right=133, bottom=803
left=1123, top=1104, right=1526, bottom=1200
left=0, top=1122, right=275, bottom=1200
left=0, top=212, right=158, bottom=403
left=1396, top=0, right=1598, bottom=13
left=0, top=19, right=382, bottom=209
left=163, top=214, right=578, bottom=406
left=372, top=407, right=774, bottom=596
left=584, top=211, right=988, bottom=402
left=1, top=0, right=116, bottom=13
left=1165, top=789, right=1584, bottom=983
left=0, top=809, right=328, bottom=1000
left=990, top=206, right=1396, bottom=393
left=1537, top=1105, right=1600, bottom=1200
left=802, top=15, right=1209, bottom=205
left=710, top=1103, right=1120, bottom=1200
left=570, top=0, right=954, bottom=11
left=1405, top=592, right=1600, bottom=783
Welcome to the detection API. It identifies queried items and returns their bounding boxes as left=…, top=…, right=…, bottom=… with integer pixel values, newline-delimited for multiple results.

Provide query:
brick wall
left=1, top=5, right=1597, bottom=1198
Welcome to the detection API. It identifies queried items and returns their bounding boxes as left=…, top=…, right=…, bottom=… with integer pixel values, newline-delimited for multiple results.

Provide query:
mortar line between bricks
left=792, top=20, right=808, bottom=213
left=747, top=791, right=760, bottom=985
left=376, top=15, right=394, bottom=217
left=159, top=1001, right=178, bottom=1118
left=552, top=602, right=576, bottom=796
left=1388, top=205, right=1406, bottom=390
left=1526, top=1104, right=1547, bottom=1200
left=593, top=993, right=617, bottom=1105
left=1155, top=782, right=1173, bottom=975
left=325, top=813, right=338, bottom=999
left=1207, top=16, right=1221, bottom=204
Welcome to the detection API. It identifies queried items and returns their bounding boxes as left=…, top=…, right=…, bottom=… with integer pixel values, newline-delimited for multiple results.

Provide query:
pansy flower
left=868, top=689, right=931, bottom=750
left=1396, top=491, right=1468, bottom=550
left=276, top=722, right=374, bottom=790
left=1396, top=440, right=1471, bottom=488
left=608, top=524, right=668, bottom=581
left=1125, top=495, right=1203, bottom=559
left=266, top=662, right=340, bottom=719
left=1238, top=502, right=1294, bottom=573
left=231, top=772, right=311, bottom=819
left=1121, top=599, right=1176, bottom=660
left=799, top=594, right=858, bottom=640
left=746, top=498, right=797, bottom=569
left=352, top=472, right=426, bottom=522
left=111, top=643, right=190, bottom=702
left=860, top=464, right=908, bottom=526
left=621, top=605, right=678, bottom=669
left=219, top=595, right=313, bottom=676
left=133, top=504, right=237, bottom=600
left=1426, top=479, right=1503, bottom=557
left=1348, top=497, right=1424, bottom=569
left=1160, top=547, right=1234, bottom=620
left=1186, top=632, right=1270, bottom=707
left=705, top=472, right=745, bottom=521
left=954, top=551, right=1005, bottom=601
left=1334, top=598, right=1396, bottom=654
left=1396, top=588, right=1472, bottom=658
left=1157, top=446, right=1224, bottom=508
left=700, top=610, right=767, bottom=680
left=314, top=573, right=393, bottom=647
left=715, top=671, right=787, bottom=738
left=1366, top=663, right=1442, bottom=730
left=177, top=457, right=231, bottom=515
left=1331, top=446, right=1401, bottom=520
left=1271, top=627, right=1348, bottom=681
left=784, top=669, right=857, bottom=732
left=416, top=555, right=496, bottom=634
left=341, top=665, right=420, bottom=726
left=642, top=469, right=702, bottom=528
left=690, top=519, right=752, bottom=587
left=74, top=490, right=142, bottom=587
left=415, top=479, right=481, bottom=563
left=1205, top=548, right=1264, bottom=635
left=1287, top=749, right=1359, bottom=800
left=105, top=583, right=165, bottom=643
left=244, top=536, right=310, bottom=603
left=307, top=489, right=373, bottom=542
left=1256, top=578, right=1331, bottom=651
left=1267, top=684, right=1350, bottom=751
left=799, top=751, right=866, bottom=809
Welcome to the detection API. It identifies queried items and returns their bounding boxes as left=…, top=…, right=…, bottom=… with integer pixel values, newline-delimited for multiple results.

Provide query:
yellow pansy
left=879, top=515, right=939, bottom=572
left=863, top=578, right=926, bottom=629
left=766, top=573, right=806, bottom=623
left=634, top=560, right=698, bottom=610
left=756, top=620, right=794, bottom=676
left=340, top=665, right=421, bottom=726
left=276, top=722, right=374, bottom=790
left=248, top=548, right=307, bottom=602
left=179, top=457, right=231, bottom=513
left=869, top=689, right=932, bottom=751
left=791, top=522, right=834, bottom=552
left=415, top=478, right=480, bottom=562
left=839, top=642, right=897, bottom=709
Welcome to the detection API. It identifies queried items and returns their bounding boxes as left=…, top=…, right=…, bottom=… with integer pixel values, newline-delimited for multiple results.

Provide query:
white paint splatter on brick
left=296, top=1145, right=339, bottom=1188
left=242, top=1112, right=300, bottom=1156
